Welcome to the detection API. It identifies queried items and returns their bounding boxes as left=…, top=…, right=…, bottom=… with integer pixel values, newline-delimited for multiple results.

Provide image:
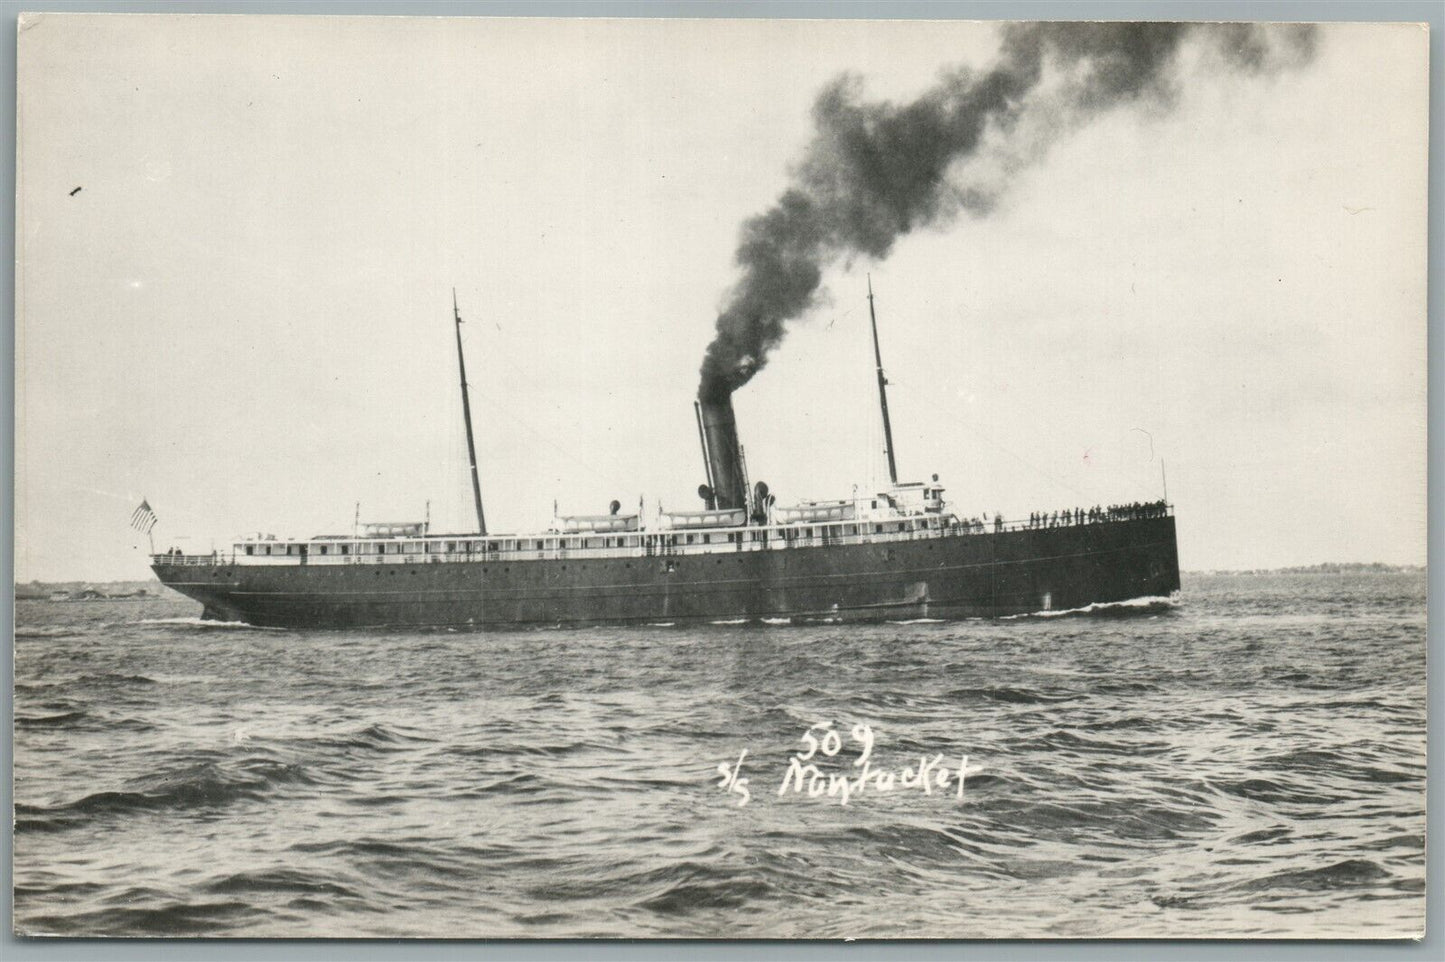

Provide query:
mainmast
left=867, top=275, right=899, bottom=486
left=453, top=289, right=487, bottom=535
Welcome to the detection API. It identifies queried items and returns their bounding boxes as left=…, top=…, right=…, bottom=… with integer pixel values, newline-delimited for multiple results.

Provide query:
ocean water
left=12, top=572, right=1426, bottom=938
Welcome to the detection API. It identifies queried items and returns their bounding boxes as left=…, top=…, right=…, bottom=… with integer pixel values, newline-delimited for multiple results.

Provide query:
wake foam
left=132, top=617, right=277, bottom=630
left=1002, top=595, right=1178, bottom=620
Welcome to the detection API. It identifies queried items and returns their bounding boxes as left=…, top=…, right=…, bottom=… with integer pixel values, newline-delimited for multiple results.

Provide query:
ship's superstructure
left=152, top=287, right=1181, bottom=628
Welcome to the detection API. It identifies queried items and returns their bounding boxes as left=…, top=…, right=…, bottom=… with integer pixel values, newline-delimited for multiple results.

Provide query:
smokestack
left=696, top=395, right=748, bottom=511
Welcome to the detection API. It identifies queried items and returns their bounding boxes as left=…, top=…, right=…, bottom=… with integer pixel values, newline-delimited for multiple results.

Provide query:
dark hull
left=153, top=517, right=1180, bottom=629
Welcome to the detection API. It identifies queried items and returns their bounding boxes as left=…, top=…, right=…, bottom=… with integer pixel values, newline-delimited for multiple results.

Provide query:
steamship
left=152, top=288, right=1180, bottom=628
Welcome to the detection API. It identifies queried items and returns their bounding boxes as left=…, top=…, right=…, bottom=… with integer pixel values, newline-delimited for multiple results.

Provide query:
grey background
left=4, top=0, right=1439, bottom=959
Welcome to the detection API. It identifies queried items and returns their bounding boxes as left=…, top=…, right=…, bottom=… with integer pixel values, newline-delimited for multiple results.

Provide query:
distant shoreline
left=13, top=579, right=161, bottom=601
left=1182, top=563, right=1426, bottom=577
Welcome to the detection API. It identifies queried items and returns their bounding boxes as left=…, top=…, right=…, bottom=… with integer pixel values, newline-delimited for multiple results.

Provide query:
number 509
left=796, top=723, right=875, bottom=768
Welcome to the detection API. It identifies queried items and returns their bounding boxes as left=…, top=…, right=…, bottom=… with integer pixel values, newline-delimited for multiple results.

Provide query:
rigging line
left=466, top=384, right=645, bottom=494
left=936, top=409, right=1096, bottom=502
left=887, top=374, right=1100, bottom=501
left=50, top=481, right=145, bottom=504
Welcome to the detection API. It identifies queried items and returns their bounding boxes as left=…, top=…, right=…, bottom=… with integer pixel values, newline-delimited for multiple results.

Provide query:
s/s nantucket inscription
left=715, top=724, right=980, bottom=807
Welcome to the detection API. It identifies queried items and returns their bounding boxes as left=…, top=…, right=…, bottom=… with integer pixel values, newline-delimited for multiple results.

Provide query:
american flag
left=129, top=499, right=158, bottom=534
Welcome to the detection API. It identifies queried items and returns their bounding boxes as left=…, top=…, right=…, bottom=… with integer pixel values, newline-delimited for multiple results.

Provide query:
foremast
left=453, top=290, right=487, bottom=535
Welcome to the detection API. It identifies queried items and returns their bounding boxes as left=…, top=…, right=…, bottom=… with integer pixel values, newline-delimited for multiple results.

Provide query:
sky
left=14, top=14, right=1428, bottom=581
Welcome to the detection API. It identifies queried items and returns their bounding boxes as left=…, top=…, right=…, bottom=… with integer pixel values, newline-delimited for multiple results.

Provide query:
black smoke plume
left=698, top=22, right=1317, bottom=402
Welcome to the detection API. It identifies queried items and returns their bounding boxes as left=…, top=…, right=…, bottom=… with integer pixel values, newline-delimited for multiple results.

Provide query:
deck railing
left=151, top=552, right=228, bottom=567
left=153, top=503, right=1172, bottom=569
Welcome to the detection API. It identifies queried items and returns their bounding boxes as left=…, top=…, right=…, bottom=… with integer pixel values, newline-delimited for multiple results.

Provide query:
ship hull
left=152, top=517, right=1180, bottom=629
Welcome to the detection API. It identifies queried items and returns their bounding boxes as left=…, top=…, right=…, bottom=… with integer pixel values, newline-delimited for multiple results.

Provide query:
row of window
left=238, top=518, right=941, bottom=557
left=242, top=536, right=645, bottom=556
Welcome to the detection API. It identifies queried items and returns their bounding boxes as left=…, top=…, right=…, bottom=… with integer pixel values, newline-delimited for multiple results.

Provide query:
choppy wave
left=16, top=672, right=158, bottom=693
left=12, top=571, right=1427, bottom=938
left=949, top=683, right=1082, bottom=705
left=17, top=758, right=313, bottom=833
left=15, top=625, right=79, bottom=639
left=16, top=709, right=89, bottom=728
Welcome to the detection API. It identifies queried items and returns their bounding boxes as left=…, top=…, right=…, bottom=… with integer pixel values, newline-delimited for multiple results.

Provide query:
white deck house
left=161, top=479, right=977, bottom=567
